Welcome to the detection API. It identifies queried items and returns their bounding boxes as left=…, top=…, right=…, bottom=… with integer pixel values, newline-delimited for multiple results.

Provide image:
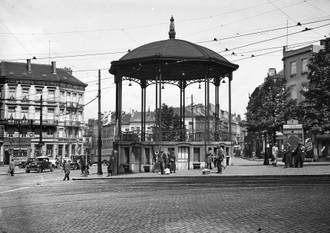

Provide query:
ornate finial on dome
left=169, top=16, right=176, bottom=39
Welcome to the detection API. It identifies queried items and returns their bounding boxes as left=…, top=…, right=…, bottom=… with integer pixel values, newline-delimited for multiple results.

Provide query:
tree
left=299, top=49, right=330, bottom=133
left=153, top=104, right=181, bottom=141
left=246, top=73, right=297, bottom=164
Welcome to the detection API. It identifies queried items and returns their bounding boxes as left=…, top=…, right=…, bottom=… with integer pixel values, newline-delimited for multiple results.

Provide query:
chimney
left=26, top=59, right=31, bottom=73
left=51, top=61, right=56, bottom=74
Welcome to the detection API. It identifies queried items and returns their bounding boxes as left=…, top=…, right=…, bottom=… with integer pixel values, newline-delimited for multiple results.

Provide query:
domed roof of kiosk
left=119, top=39, right=232, bottom=65
left=110, top=17, right=238, bottom=81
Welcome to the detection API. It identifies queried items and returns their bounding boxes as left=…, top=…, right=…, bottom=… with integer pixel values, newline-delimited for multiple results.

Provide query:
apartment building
left=0, top=60, right=87, bottom=165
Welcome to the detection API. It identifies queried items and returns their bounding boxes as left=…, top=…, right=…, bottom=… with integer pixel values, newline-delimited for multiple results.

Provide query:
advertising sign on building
left=282, top=119, right=304, bottom=150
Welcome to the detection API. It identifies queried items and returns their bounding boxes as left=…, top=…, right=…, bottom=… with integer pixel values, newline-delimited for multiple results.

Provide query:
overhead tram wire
left=231, top=48, right=284, bottom=62
left=222, top=39, right=321, bottom=58
left=3, top=17, right=328, bottom=63
left=219, top=22, right=330, bottom=53
left=184, top=0, right=309, bottom=37
left=229, top=38, right=323, bottom=62
left=196, top=18, right=330, bottom=44
left=0, top=0, right=285, bottom=37
left=4, top=50, right=127, bottom=62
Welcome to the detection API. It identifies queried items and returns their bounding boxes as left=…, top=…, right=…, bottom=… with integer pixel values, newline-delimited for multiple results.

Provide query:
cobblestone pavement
left=1, top=174, right=330, bottom=233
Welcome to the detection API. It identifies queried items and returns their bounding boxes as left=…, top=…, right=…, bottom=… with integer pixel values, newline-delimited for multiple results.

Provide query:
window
left=48, top=108, right=55, bottom=113
left=35, top=107, right=40, bottom=120
left=8, top=106, right=16, bottom=113
left=48, top=89, right=55, bottom=102
left=9, top=86, right=16, bottom=99
left=22, top=87, right=29, bottom=101
left=8, top=106, right=16, bottom=119
left=78, top=111, right=82, bottom=122
left=47, top=130, right=53, bottom=136
left=193, top=148, right=201, bottom=162
left=78, top=94, right=83, bottom=104
left=72, top=93, right=77, bottom=103
left=36, top=88, right=43, bottom=101
left=59, top=109, right=64, bottom=121
left=302, top=58, right=308, bottom=73
left=48, top=108, right=55, bottom=119
left=290, top=61, right=297, bottom=76
left=60, top=91, right=65, bottom=102
left=36, top=88, right=42, bottom=95
left=66, top=92, right=71, bottom=102
left=21, top=107, right=28, bottom=118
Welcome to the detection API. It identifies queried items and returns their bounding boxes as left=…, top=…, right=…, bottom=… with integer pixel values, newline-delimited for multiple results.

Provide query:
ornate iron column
left=204, top=76, right=210, bottom=142
left=114, top=75, right=122, bottom=140
left=179, top=80, right=186, bottom=141
left=214, top=77, right=220, bottom=141
left=140, top=80, right=147, bottom=141
left=155, top=66, right=162, bottom=144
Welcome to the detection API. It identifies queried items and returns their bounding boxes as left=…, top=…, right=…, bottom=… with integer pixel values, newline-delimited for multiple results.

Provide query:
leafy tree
left=246, top=73, right=297, bottom=164
left=153, top=104, right=181, bottom=141
left=299, top=49, right=330, bottom=133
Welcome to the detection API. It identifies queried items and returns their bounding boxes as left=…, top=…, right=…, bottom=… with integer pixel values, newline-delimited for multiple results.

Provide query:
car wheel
left=26, top=169, right=30, bottom=173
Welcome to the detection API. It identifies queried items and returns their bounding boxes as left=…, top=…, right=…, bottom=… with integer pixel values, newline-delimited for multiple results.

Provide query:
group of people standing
left=271, top=142, right=306, bottom=168
left=205, top=145, right=225, bottom=173
left=155, top=151, right=176, bottom=175
left=283, top=143, right=306, bottom=168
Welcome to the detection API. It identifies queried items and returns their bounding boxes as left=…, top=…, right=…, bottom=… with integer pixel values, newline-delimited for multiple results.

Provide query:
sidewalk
left=71, top=157, right=330, bottom=180
left=1, top=157, right=329, bottom=178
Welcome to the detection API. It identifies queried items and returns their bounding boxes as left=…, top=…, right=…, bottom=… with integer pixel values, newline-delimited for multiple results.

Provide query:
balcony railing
left=33, top=119, right=58, bottom=126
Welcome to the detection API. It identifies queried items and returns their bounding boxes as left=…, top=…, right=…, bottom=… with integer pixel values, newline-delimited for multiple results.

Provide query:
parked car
left=48, top=158, right=60, bottom=168
left=25, top=156, right=54, bottom=173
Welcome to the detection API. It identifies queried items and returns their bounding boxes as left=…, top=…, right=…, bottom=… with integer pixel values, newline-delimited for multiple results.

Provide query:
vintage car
left=25, top=156, right=54, bottom=173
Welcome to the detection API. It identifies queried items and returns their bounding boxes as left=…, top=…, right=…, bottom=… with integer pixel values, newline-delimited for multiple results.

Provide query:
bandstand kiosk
left=109, top=17, right=239, bottom=174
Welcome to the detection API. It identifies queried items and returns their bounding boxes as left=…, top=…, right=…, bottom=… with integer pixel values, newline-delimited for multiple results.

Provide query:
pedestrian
left=8, top=158, right=15, bottom=176
left=159, top=151, right=165, bottom=175
left=215, top=145, right=225, bottom=173
left=107, top=160, right=112, bottom=177
left=169, top=151, right=176, bottom=173
left=271, top=143, right=279, bottom=167
left=205, top=148, right=213, bottom=169
left=63, top=160, right=71, bottom=181
left=80, top=157, right=86, bottom=175
left=283, top=142, right=292, bottom=168
left=296, top=144, right=306, bottom=168
left=292, top=144, right=299, bottom=168
left=163, top=152, right=169, bottom=169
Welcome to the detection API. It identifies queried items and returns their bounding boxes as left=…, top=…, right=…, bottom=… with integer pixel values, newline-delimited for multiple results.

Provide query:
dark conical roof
left=119, top=39, right=232, bottom=65
left=110, top=17, right=238, bottom=81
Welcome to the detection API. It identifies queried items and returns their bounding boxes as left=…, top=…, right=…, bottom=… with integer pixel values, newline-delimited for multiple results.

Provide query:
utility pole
left=97, top=69, right=103, bottom=175
left=38, top=95, right=43, bottom=156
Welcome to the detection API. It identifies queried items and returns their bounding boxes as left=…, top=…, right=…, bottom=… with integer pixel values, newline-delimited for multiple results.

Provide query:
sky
left=1, top=0, right=330, bottom=121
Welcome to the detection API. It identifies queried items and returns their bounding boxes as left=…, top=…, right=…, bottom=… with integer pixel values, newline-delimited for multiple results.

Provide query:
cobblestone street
left=1, top=171, right=330, bottom=233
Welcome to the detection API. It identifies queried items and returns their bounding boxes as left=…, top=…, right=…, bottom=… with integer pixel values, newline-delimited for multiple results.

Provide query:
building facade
left=283, top=44, right=321, bottom=102
left=0, top=60, right=87, bottom=165
left=282, top=40, right=330, bottom=160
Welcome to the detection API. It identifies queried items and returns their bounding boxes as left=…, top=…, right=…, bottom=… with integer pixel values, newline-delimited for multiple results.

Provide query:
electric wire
left=219, top=22, right=330, bottom=53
